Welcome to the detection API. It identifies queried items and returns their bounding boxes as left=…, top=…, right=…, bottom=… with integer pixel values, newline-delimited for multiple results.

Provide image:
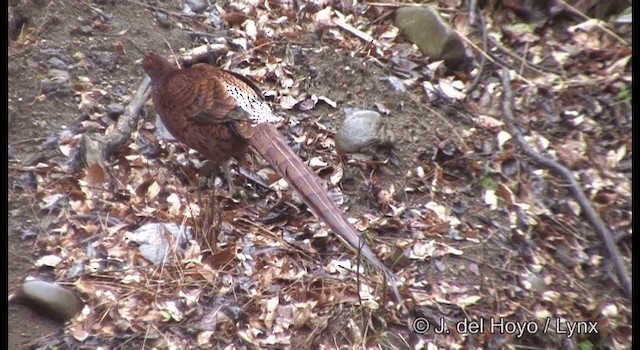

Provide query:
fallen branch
left=499, top=70, right=631, bottom=300
left=557, top=0, right=629, bottom=45
left=464, top=0, right=488, bottom=96
left=334, top=18, right=388, bottom=52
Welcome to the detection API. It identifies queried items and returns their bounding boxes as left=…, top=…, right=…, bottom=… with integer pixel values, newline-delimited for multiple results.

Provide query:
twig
left=558, top=0, right=629, bottom=45
left=180, top=44, right=229, bottom=65
left=79, top=0, right=112, bottom=20
left=71, top=214, right=124, bottom=227
left=334, top=18, right=388, bottom=52
left=8, top=137, right=47, bottom=146
left=81, top=75, right=151, bottom=169
left=499, top=70, right=631, bottom=300
left=364, top=2, right=453, bottom=12
left=458, top=34, right=536, bottom=87
left=464, top=1, right=488, bottom=96
left=489, top=37, right=563, bottom=76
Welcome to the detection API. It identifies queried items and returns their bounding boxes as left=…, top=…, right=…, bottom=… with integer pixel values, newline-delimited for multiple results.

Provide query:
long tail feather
left=236, top=121, right=401, bottom=304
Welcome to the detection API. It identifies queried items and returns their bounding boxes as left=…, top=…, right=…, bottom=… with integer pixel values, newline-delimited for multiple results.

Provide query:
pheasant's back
left=147, top=61, right=250, bottom=163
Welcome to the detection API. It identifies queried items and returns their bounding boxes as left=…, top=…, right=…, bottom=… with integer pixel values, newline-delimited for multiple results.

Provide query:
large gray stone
left=395, top=6, right=467, bottom=69
left=15, top=280, right=84, bottom=321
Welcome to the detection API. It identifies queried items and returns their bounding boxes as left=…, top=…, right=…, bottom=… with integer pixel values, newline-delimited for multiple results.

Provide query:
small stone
left=66, top=263, right=85, bottom=278
left=156, top=11, right=171, bottom=27
left=48, top=69, right=70, bottom=83
left=77, top=25, right=93, bottom=36
left=91, top=50, right=115, bottom=65
left=106, top=102, right=125, bottom=118
left=208, top=8, right=224, bottom=29
left=524, top=273, right=547, bottom=293
left=385, top=76, right=406, bottom=93
left=20, top=226, right=38, bottom=240
left=451, top=200, right=467, bottom=215
left=40, top=79, right=58, bottom=93
left=8, top=144, right=16, bottom=160
left=15, top=172, right=37, bottom=192
left=40, top=48, right=63, bottom=56
left=335, top=109, right=395, bottom=155
left=47, top=57, right=67, bottom=70
left=41, top=69, right=70, bottom=95
left=186, top=0, right=208, bottom=13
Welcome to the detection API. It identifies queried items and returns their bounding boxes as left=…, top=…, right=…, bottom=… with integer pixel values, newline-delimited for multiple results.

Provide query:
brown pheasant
left=141, top=53, right=401, bottom=303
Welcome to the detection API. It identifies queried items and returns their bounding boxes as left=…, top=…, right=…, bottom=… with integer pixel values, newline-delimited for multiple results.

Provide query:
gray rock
left=106, top=102, right=125, bottom=118
left=395, top=6, right=468, bottom=69
left=47, top=57, right=67, bottom=70
left=78, top=25, right=93, bottom=36
left=91, top=50, right=115, bottom=65
left=41, top=69, right=70, bottom=94
left=15, top=280, right=84, bottom=321
left=385, top=75, right=406, bottom=93
left=40, top=79, right=60, bottom=93
left=208, top=8, right=224, bottom=29
left=524, top=273, right=547, bottom=293
left=156, top=11, right=171, bottom=27
left=48, top=69, right=70, bottom=83
left=186, top=0, right=208, bottom=13
left=335, top=109, right=394, bottom=154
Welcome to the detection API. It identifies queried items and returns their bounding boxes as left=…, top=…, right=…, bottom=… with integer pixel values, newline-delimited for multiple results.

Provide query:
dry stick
left=459, top=34, right=537, bottom=86
left=81, top=75, right=151, bottom=169
left=557, top=0, right=629, bottom=45
left=464, top=1, right=488, bottom=96
left=364, top=2, right=453, bottom=12
left=467, top=0, right=476, bottom=24
left=333, top=17, right=388, bottom=52
left=499, top=70, right=631, bottom=300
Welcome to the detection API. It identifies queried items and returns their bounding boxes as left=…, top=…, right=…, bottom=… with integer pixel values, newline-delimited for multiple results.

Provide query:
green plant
left=578, top=339, right=594, bottom=350
left=481, top=176, right=497, bottom=191
left=617, top=85, right=631, bottom=105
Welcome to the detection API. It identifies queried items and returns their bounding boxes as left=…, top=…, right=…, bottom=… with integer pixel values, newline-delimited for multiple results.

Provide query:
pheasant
left=141, top=53, right=402, bottom=304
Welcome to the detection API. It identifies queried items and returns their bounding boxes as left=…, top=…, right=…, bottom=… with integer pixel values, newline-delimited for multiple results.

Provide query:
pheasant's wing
left=167, top=64, right=279, bottom=126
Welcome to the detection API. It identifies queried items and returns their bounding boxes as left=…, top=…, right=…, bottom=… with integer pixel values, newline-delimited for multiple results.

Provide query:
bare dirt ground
left=9, top=0, right=631, bottom=349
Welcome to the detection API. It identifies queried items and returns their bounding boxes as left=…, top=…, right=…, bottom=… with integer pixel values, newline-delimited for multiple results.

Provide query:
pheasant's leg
left=208, top=160, right=247, bottom=200
left=198, top=160, right=219, bottom=189
left=199, top=161, right=239, bottom=198
left=204, top=161, right=246, bottom=251
left=221, top=161, right=236, bottom=197
left=201, top=165, right=221, bottom=251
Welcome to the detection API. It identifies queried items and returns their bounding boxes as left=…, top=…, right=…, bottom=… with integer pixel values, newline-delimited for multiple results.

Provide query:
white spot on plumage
left=225, top=83, right=282, bottom=125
